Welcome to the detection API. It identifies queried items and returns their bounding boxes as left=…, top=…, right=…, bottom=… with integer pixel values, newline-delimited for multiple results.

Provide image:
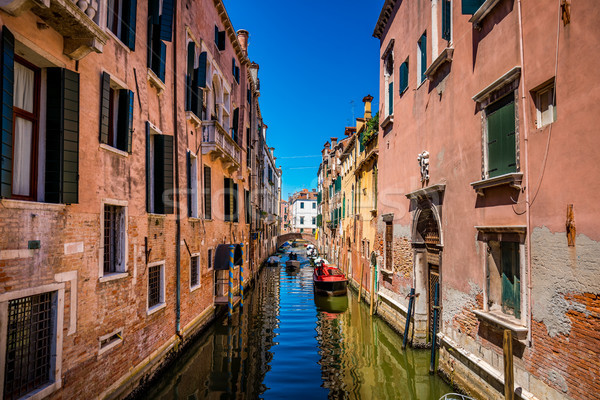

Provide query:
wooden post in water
left=504, top=329, right=514, bottom=400
left=369, top=267, right=375, bottom=315
left=358, top=260, right=364, bottom=303
left=402, top=288, right=415, bottom=349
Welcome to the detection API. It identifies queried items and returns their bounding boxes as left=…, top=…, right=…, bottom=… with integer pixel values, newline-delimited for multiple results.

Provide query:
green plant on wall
left=361, top=112, right=379, bottom=147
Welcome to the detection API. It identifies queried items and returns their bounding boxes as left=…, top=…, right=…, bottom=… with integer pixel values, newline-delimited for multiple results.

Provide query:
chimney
left=237, top=30, right=249, bottom=54
left=363, top=94, right=374, bottom=120
left=331, top=137, right=338, bottom=147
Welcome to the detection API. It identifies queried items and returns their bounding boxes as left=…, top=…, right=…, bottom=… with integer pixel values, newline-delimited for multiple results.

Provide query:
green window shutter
left=186, top=150, right=192, bottom=217
left=399, top=62, right=408, bottom=93
left=486, top=94, right=516, bottom=177
left=442, top=0, right=451, bottom=41
left=233, top=183, right=238, bottom=222
left=158, top=40, right=166, bottom=82
left=462, top=0, right=484, bottom=14
left=185, top=42, right=195, bottom=111
left=232, top=108, right=239, bottom=142
left=46, top=68, right=80, bottom=204
left=146, top=122, right=151, bottom=212
left=204, top=165, right=211, bottom=219
left=122, top=0, right=137, bottom=50
left=197, top=52, right=207, bottom=88
left=99, top=72, right=110, bottom=144
left=117, top=89, right=134, bottom=152
left=214, top=26, right=219, bottom=46
left=0, top=27, right=14, bottom=198
left=388, top=81, right=394, bottom=115
left=501, top=241, right=520, bottom=319
left=232, top=57, right=236, bottom=75
left=154, top=135, right=174, bottom=214
left=420, top=34, right=427, bottom=82
left=159, top=0, right=173, bottom=42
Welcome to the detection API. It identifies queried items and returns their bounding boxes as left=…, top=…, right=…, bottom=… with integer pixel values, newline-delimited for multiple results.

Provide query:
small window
left=190, top=254, right=200, bottom=289
left=487, top=241, right=521, bottom=319
left=214, top=25, right=226, bottom=51
left=300, top=202, right=304, bottom=209
left=312, top=202, right=316, bottom=209
left=384, top=51, right=394, bottom=117
left=535, top=82, right=556, bottom=128
left=207, top=249, right=213, bottom=271
left=102, top=204, right=127, bottom=276
left=224, top=178, right=238, bottom=222
left=312, top=217, right=316, bottom=225
left=418, top=33, right=427, bottom=84
left=441, top=0, right=452, bottom=41
left=187, top=151, right=198, bottom=218
left=148, top=262, right=165, bottom=311
left=300, top=216, right=305, bottom=225
left=100, top=72, right=133, bottom=153
left=99, top=329, right=123, bottom=354
left=4, top=292, right=56, bottom=399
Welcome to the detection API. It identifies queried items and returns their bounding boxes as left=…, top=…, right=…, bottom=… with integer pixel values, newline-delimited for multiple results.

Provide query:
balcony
left=1, top=0, right=109, bottom=59
left=201, top=120, right=242, bottom=173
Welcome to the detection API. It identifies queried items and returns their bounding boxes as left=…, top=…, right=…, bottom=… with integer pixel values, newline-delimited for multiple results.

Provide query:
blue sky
left=224, top=0, right=384, bottom=200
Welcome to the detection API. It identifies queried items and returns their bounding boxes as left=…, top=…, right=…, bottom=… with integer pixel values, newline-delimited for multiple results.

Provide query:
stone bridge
left=276, top=232, right=316, bottom=248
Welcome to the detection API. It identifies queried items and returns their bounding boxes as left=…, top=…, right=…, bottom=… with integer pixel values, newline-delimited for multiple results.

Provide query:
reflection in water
left=137, top=247, right=451, bottom=400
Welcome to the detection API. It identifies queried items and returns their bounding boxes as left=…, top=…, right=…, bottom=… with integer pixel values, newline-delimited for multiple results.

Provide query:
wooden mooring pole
left=504, top=329, right=514, bottom=400
left=402, top=288, right=415, bottom=349
left=358, top=260, right=365, bottom=303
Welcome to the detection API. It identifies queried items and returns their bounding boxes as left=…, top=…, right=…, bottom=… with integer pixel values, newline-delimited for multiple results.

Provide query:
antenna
left=350, top=100, right=355, bottom=122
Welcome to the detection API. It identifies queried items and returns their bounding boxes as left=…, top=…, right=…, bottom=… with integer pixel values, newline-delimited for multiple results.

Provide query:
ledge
left=99, top=272, right=128, bottom=283
left=469, top=0, right=503, bottom=29
left=405, top=183, right=446, bottom=200
left=147, top=69, right=166, bottom=95
left=147, top=302, right=167, bottom=316
left=473, top=309, right=528, bottom=340
left=425, top=47, right=454, bottom=79
left=475, top=225, right=526, bottom=234
left=473, top=66, right=521, bottom=104
left=186, top=111, right=202, bottom=127
left=470, top=172, right=523, bottom=196
left=380, top=114, right=393, bottom=129
left=0, top=199, right=66, bottom=210
left=100, top=143, right=128, bottom=157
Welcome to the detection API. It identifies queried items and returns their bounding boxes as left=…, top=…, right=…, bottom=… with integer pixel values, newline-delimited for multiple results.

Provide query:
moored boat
left=313, top=265, right=347, bottom=296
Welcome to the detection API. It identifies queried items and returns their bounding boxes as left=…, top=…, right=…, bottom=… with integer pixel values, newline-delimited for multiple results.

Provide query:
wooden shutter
left=218, top=31, right=226, bottom=51
left=223, top=177, right=230, bottom=221
left=233, top=182, right=238, bottom=222
left=186, top=150, right=192, bottom=217
left=232, top=108, right=239, bottom=142
left=442, top=0, right=451, bottom=41
left=462, top=0, right=484, bottom=14
left=117, top=89, right=134, bottom=153
left=186, top=42, right=195, bottom=111
left=154, top=135, right=174, bottom=214
left=99, top=72, right=110, bottom=144
left=46, top=68, right=80, bottom=204
left=0, top=27, right=14, bottom=198
left=501, top=241, right=520, bottom=319
left=149, top=0, right=160, bottom=24
left=486, top=94, right=516, bottom=177
left=146, top=122, right=151, bottom=212
left=388, top=82, right=393, bottom=115
left=420, top=34, right=427, bottom=82
left=232, top=58, right=236, bottom=75
left=122, top=0, right=137, bottom=50
left=197, top=52, right=207, bottom=88
left=159, top=0, right=173, bottom=42
left=158, top=40, right=166, bottom=82
left=214, top=26, right=219, bottom=46
left=399, top=61, right=408, bottom=93
left=204, top=165, right=211, bottom=219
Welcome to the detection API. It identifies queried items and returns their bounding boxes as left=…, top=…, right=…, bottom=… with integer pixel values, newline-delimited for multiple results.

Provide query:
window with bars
left=3, top=292, right=55, bottom=400
left=148, top=263, right=164, bottom=310
left=103, top=204, right=126, bottom=275
left=204, top=165, right=212, bottom=219
left=190, top=255, right=200, bottom=289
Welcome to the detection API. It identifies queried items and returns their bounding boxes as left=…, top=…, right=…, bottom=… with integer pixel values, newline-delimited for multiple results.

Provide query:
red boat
left=313, top=265, right=348, bottom=296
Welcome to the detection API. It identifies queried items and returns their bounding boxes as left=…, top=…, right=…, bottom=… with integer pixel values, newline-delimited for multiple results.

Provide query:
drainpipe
left=516, top=0, right=532, bottom=345
left=173, top=0, right=182, bottom=338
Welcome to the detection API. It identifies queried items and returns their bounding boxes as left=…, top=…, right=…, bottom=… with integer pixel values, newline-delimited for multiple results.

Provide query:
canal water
left=137, top=246, right=453, bottom=399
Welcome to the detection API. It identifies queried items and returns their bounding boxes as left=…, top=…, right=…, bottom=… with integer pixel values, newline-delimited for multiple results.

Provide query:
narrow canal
left=137, top=246, right=453, bottom=399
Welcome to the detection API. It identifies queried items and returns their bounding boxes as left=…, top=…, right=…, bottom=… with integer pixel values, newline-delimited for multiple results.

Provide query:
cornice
left=373, top=0, right=397, bottom=39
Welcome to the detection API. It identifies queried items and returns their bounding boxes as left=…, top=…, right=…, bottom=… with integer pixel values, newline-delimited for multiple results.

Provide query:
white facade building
left=291, top=194, right=318, bottom=233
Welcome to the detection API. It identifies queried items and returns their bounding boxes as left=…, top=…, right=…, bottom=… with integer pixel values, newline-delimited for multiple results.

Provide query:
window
left=535, top=82, right=556, bottom=128
left=100, top=72, right=133, bottom=153
left=300, top=216, right=304, bottom=225
left=385, top=222, right=393, bottom=270
left=232, top=58, right=240, bottom=83
left=204, top=165, right=211, bottom=219
left=102, top=203, right=127, bottom=277
left=147, top=0, right=174, bottom=82
left=146, top=123, right=174, bottom=214
left=485, top=93, right=516, bottom=178
left=214, top=25, right=226, bottom=51
left=207, top=248, right=213, bottom=271
left=187, top=151, right=198, bottom=218
left=312, top=217, right=316, bottom=225
left=232, top=107, right=239, bottom=142
left=245, top=190, right=251, bottom=224
left=418, top=33, right=427, bottom=84
left=106, top=0, right=137, bottom=49
left=224, top=177, right=238, bottom=222
left=185, top=43, right=206, bottom=118
left=300, top=228, right=304, bottom=233
left=3, top=292, right=57, bottom=400
left=0, top=32, right=81, bottom=204
left=399, top=59, right=409, bottom=94
left=98, top=328, right=123, bottom=355
left=487, top=241, right=521, bottom=319
left=441, top=0, right=452, bottom=41
left=300, top=202, right=304, bottom=209
left=190, top=254, right=200, bottom=289
left=312, top=202, right=316, bottom=209
left=148, top=262, right=165, bottom=312
left=384, top=49, right=394, bottom=117
left=461, top=0, right=484, bottom=15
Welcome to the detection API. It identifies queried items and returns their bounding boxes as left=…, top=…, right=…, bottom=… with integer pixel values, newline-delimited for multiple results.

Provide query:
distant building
left=289, top=189, right=318, bottom=234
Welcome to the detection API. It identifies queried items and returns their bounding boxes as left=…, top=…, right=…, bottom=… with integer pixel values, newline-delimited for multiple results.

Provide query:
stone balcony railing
left=0, top=0, right=108, bottom=59
left=201, top=120, right=242, bottom=173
